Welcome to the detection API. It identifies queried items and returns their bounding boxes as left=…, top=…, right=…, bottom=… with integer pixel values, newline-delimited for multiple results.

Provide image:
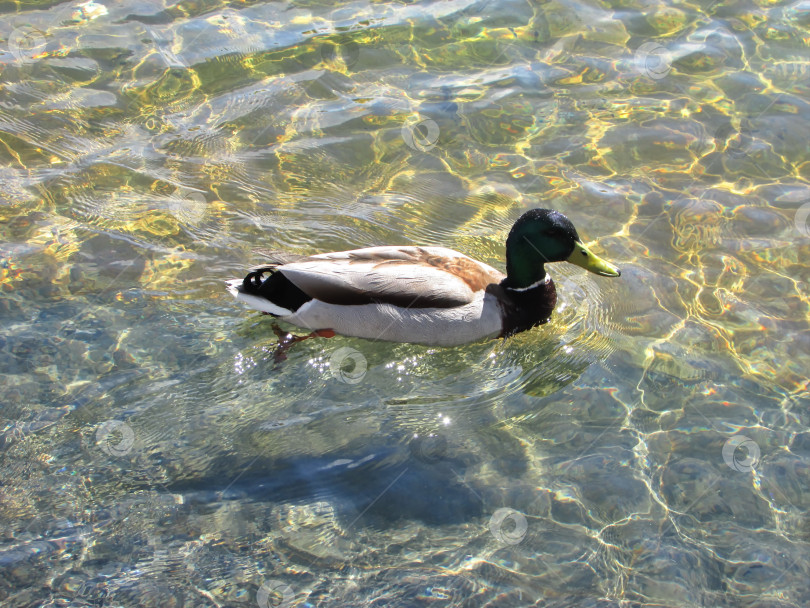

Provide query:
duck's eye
left=581, top=249, right=587, bottom=257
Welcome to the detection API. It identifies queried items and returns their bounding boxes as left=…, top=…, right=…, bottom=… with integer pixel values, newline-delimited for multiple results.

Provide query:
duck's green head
left=504, top=208, right=621, bottom=289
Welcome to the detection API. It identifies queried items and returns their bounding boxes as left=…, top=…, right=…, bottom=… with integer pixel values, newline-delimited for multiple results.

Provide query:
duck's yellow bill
left=567, top=242, right=621, bottom=277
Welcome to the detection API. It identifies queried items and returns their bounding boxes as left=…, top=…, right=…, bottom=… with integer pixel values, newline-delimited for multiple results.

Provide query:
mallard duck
left=226, top=208, right=620, bottom=347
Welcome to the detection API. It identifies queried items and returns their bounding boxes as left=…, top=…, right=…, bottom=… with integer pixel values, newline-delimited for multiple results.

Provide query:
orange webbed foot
left=270, top=324, right=337, bottom=364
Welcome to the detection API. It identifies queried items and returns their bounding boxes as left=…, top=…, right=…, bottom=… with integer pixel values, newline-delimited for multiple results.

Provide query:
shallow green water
left=1, top=0, right=810, bottom=606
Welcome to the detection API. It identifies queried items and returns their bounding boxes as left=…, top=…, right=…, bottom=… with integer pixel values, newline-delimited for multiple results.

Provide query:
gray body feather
left=228, top=246, right=508, bottom=345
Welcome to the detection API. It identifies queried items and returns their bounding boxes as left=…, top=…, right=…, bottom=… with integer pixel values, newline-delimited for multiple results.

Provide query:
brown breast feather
left=362, top=247, right=502, bottom=292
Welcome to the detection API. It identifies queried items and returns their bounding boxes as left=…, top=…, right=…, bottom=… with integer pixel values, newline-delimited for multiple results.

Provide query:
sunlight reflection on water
left=0, top=0, right=809, bottom=606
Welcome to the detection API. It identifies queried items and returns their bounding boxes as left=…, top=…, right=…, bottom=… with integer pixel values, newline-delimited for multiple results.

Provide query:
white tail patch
left=225, top=279, right=292, bottom=316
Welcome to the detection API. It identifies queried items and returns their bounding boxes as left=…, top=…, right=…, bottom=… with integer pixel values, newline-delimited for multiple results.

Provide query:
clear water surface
left=1, top=0, right=809, bottom=606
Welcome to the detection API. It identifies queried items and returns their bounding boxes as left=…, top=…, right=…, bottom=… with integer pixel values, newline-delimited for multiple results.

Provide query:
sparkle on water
left=1, top=0, right=809, bottom=606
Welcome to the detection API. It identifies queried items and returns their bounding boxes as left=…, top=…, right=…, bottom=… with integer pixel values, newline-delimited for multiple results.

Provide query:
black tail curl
left=242, top=267, right=274, bottom=295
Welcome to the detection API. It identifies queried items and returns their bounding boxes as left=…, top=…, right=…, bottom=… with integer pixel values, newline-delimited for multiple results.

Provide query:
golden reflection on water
left=1, top=0, right=810, bottom=606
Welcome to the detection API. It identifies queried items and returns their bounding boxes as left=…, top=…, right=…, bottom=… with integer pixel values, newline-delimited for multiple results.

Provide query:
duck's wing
left=274, top=246, right=505, bottom=308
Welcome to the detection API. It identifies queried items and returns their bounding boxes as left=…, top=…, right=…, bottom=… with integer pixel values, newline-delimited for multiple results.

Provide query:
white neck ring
left=506, top=273, right=550, bottom=292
